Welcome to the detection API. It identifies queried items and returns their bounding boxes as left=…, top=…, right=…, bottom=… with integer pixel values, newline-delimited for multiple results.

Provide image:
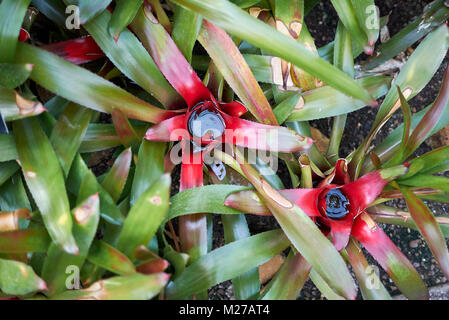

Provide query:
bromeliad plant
left=0, top=0, right=449, bottom=301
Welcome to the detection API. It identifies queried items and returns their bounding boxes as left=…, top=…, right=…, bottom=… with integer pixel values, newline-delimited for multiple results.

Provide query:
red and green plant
left=0, top=0, right=449, bottom=300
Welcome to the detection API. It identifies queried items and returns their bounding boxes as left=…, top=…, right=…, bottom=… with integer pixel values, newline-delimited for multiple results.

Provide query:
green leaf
left=0, top=161, right=19, bottom=187
left=41, top=193, right=100, bottom=295
left=168, top=185, right=249, bottom=220
left=0, top=258, right=46, bottom=295
left=108, top=0, right=143, bottom=40
left=350, top=0, right=379, bottom=47
left=383, top=86, right=413, bottom=167
left=286, top=76, right=390, bottom=121
left=77, top=0, right=112, bottom=24
left=369, top=205, right=449, bottom=239
left=78, top=8, right=183, bottom=108
left=165, top=229, right=290, bottom=299
left=117, top=174, right=171, bottom=259
left=50, top=103, right=92, bottom=176
left=0, top=0, right=32, bottom=62
left=326, top=21, right=353, bottom=163
left=51, top=273, right=170, bottom=300
left=13, top=118, right=78, bottom=254
left=130, top=140, right=166, bottom=205
left=0, top=63, right=33, bottom=89
left=87, top=240, right=136, bottom=276
left=101, top=148, right=132, bottom=202
left=272, top=95, right=303, bottom=126
left=365, top=97, right=449, bottom=175
left=0, top=134, right=17, bottom=162
left=0, top=173, right=31, bottom=212
left=171, top=4, right=202, bottom=63
left=330, top=0, right=369, bottom=53
left=172, top=0, right=375, bottom=105
left=221, top=214, right=259, bottom=300
left=261, top=251, right=311, bottom=300
left=402, top=145, right=449, bottom=178
left=0, top=87, right=45, bottom=121
left=399, top=174, right=449, bottom=193
left=31, top=0, right=67, bottom=26
left=67, top=154, right=124, bottom=226
left=14, top=43, right=179, bottom=123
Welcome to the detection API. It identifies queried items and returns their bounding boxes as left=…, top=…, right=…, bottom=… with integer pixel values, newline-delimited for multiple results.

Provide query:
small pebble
left=409, top=239, right=420, bottom=248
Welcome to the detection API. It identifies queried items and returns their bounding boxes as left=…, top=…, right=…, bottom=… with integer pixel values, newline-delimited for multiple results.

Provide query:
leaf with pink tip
left=401, top=187, right=449, bottom=282
left=101, top=148, right=132, bottom=202
left=130, top=3, right=211, bottom=108
left=0, top=87, right=45, bottom=121
left=111, top=109, right=140, bottom=148
left=352, top=212, right=428, bottom=300
left=41, top=193, right=100, bottom=296
left=136, top=258, right=170, bottom=275
left=0, top=258, right=47, bottom=295
left=144, top=114, right=188, bottom=142
left=344, top=237, right=391, bottom=300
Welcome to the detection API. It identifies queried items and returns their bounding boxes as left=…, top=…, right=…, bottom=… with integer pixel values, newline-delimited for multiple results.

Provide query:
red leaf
left=132, top=3, right=211, bottom=108
left=341, top=165, right=407, bottom=214
left=145, top=114, right=188, bottom=142
left=221, top=113, right=313, bottom=152
left=41, top=36, right=105, bottom=65
left=18, top=29, right=29, bottom=42
left=219, top=101, right=247, bottom=118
